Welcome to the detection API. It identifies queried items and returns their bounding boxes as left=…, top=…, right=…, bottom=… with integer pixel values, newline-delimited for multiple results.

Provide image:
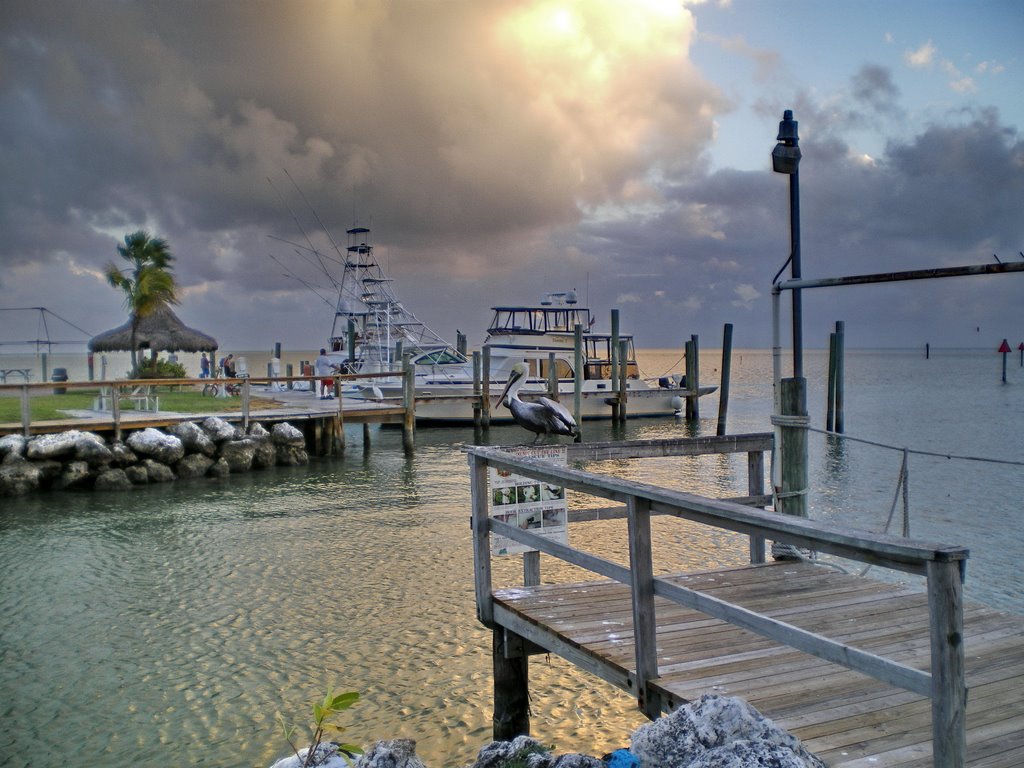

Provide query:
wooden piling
left=779, top=377, right=808, bottom=520
left=285, top=363, right=293, bottom=389
left=492, top=629, right=530, bottom=740
left=611, top=310, right=620, bottom=421
left=716, top=323, right=733, bottom=436
left=826, top=331, right=837, bottom=432
left=618, top=339, right=628, bottom=422
left=472, top=351, right=482, bottom=428
left=481, top=346, right=492, bottom=429
left=362, top=422, right=371, bottom=449
left=690, top=334, right=700, bottom=420
left=573, top=324, right=583, bottom=431
left=834, top=321, right=845, bottom=434
left=402, top=354, right=415, bottom=452
left=333, top=387, right=345, bottom=455
left=547, top=352, right=558, bottom=401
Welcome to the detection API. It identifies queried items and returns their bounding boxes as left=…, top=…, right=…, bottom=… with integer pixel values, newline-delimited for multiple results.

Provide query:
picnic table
left=0, top=368, right=32, bottom=383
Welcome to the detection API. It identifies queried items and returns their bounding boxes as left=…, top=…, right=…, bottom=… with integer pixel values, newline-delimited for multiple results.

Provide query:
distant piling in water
left=716, top=323, right=733, bottom=436
left=826, top=321, right=845, bottom=433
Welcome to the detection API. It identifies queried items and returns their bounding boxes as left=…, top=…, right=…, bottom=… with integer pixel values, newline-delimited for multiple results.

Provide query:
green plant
left=276, top=689, right=362, bottom=767
left=136, top=356, right=187, bottom=379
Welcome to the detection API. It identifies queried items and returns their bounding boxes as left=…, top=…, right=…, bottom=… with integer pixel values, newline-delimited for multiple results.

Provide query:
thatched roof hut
left=88, top=303, right=218, bottom=354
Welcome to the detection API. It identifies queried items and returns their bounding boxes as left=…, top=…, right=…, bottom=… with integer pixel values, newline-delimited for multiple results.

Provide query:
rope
left=805, top=425, right=1024, bottom=467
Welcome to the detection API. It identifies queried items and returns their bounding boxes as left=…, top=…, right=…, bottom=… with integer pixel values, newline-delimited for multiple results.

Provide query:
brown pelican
left=497, top=362, right=579, bottom=442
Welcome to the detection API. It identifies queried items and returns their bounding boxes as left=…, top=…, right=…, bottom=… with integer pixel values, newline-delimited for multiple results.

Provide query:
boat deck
left=494, top=560, right=1024, bottom=766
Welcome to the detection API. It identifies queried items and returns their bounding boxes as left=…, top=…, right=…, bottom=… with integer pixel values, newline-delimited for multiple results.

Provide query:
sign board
left=488, top=445, right=569, bottom=556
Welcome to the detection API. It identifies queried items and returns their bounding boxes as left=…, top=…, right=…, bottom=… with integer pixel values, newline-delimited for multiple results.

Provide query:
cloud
left=904, top=40, right=936, bottom=68
left=732, top=283, right=760, bottom=306
left=851, top=65, right=902, bottom=116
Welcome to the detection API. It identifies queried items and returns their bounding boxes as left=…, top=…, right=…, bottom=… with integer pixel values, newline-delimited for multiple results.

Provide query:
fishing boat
left=297, top=226, right=714, bottom=423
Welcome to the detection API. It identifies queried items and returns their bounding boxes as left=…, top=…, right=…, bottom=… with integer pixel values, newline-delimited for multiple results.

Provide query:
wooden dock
left=467, top=436, right=1023, bottom=767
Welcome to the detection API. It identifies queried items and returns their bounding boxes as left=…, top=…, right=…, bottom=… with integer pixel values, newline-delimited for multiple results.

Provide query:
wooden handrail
left=468, top=438, right=968, bottom=766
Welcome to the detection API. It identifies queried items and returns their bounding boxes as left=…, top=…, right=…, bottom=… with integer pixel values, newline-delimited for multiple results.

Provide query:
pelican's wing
left=538, top=397, right=577, bottom=432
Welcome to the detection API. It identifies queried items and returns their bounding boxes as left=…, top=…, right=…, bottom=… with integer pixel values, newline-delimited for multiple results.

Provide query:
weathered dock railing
left=468, top=435, right=969, bottom=767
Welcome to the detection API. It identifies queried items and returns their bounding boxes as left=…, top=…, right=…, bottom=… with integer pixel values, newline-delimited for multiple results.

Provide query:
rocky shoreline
left=272, top=695, right=826, bottom=768
left=0, top=417, right=309, bottom=496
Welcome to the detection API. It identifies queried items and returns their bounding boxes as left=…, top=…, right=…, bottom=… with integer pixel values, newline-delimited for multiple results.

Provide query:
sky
left=1, top=0, right=1022, bottom=358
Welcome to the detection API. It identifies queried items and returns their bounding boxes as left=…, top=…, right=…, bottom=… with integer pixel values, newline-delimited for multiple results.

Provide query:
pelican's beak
left=497, top=367, right=523, bottom=406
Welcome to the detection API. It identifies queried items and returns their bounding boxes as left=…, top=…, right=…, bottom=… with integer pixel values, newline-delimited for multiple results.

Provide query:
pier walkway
left=468, top=437, right=1024, bottom=767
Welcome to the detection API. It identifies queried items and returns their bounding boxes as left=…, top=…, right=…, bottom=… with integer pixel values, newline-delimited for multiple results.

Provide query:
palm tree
left=105, top=230, right=179, bottom=376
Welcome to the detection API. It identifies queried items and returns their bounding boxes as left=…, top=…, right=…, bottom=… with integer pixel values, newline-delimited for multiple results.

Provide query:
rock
left=271, top=422, right=305, bottom=446
left=202, top=416, right=240, bottom=443
left=33, top=459, right=64, bottom=487
left=176, top=454, right=215, bottom=479
left=629, top=695, right=825, bottom=768
left=94, top=468, right=133, bottom=491
left=57, top=460, right=93, bottom=489
left=356, top=739, right=426, bottom=768
left=168, top=421, right=217, bottom=457
left=249, top=422, right=269, bottom=438
left=126, top=428, right=185, bottom=464
left=550, top=756, right=604, bottom=768
left=0, top=456, right=43, bottom=495
left=0, top=434, right=27, bottom=459
left=469, top=735, right=553, bottom=768
left=26, top=430, right=83, bottom=460
left=275, top=444, right=309, bottom=466
left=125, top=464, right=149, bottom=485
left=688, top=740, right=822, bottom=768
left=207, top=457, right=231, bottom=478
left=220, top=438, right=257, bottom=473
left=75, top=433, right=113, bottom=465
left=251, top=436, right=277, bottom=469
left=110, top=442, right=138, bottom=467
left=270, top=742, right=360, bottom=768
left=142, top=458, right=176, bottom=483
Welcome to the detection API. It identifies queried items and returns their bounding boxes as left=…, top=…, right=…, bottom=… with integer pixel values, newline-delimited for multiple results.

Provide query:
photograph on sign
left=488, top=446, right=568, bottom=556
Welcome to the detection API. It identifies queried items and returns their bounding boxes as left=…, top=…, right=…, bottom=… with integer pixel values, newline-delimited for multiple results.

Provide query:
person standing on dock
left=315, top=348, right=338, bottom=399
left=200, top=353, right=210, bottom=378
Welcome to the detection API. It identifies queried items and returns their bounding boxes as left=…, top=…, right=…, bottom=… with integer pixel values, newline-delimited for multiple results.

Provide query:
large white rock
left=168, top=421, right=217, bottom=456
left=27, top=430, right=83, bottom=460
left=202, top=416, right=239, bottom=443
left=0, top=434, right=27, bottom=459
left=271, top=422, right=305, bottom=446
left=126, top=428, right=185, bottom=464
left=630, top=695, right=825, bottom=768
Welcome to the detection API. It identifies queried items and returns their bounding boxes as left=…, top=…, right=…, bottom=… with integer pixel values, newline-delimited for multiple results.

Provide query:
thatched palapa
left=89, top=303, right=218, bottom=354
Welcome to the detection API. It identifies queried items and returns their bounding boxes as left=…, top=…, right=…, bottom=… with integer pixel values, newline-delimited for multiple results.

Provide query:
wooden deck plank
left=491, top=560, right=1024, bottom=767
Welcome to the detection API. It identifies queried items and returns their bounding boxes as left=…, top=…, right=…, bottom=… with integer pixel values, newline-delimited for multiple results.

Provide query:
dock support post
left=834, top=321, right=845, bottom=433
left=547, top=352, right=558, bottom=400
left=717, top=323, right=733, bottom=436
left=774, top=377, right=808, bottom=559
left=241, top=378, right=251, bottom=432
left=684, top=339, right=694, bottom=420
left=826, top=331, right=837, bottom=431
left=748, top=449, right=766, bottom=563
left=20, top=385, right=31, bottom=437
left=523, top=551, right=540, bottom=587
left=481, top=346, right=491, bottom=429
left=112, top=386, right=122, bottom=444
left=611, top=309, right=620, bottom=420
left=573, top=324, right=583, bottom=433
left=927, top=558, right=966, bottom=767
left=472, top=351, right=482, bottom=428
left=492, top=629, right=530, bottom=740
left=618, top=339, right=628, bottom=423
left=627, top=496, right=662, bottom=719
left=688, top=334, right=700, bottom=420
left=402, top=354, right=415, bottom=453
left=333, top=388, right=345, bottom=456
left=362, top=422, right=371, bottom=449
left=285, top=363, right=293, bottom=389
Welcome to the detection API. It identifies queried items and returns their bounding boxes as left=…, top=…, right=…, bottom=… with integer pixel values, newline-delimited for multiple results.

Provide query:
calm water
left=1, top=348, right=1021, bottom=767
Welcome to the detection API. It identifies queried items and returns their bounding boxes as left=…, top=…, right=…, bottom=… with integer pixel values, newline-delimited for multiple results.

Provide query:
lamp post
left=773, top=109, right=803, bottom=378
left=771, top=109, right=808, bottom=541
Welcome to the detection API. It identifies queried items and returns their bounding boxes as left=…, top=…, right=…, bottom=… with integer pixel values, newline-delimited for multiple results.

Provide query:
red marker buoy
left=998, top=339, right=1011, bottom=382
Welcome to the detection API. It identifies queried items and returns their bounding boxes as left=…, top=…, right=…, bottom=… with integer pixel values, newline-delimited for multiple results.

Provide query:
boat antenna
left=283, top=168, right=349, bottom=266
left=267, top=175, right=339, bottom=290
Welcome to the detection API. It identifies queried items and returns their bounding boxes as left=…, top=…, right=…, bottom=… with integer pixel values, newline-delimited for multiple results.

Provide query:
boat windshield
left=488, top=307, right=591, bottom=335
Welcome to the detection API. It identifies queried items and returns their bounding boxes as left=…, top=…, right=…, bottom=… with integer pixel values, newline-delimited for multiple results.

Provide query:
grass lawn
left=0, top=387, right=253, bottom=423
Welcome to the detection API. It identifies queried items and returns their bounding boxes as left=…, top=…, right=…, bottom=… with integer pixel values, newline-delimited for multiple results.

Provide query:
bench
left=93, top=386, right=160, bottom=412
